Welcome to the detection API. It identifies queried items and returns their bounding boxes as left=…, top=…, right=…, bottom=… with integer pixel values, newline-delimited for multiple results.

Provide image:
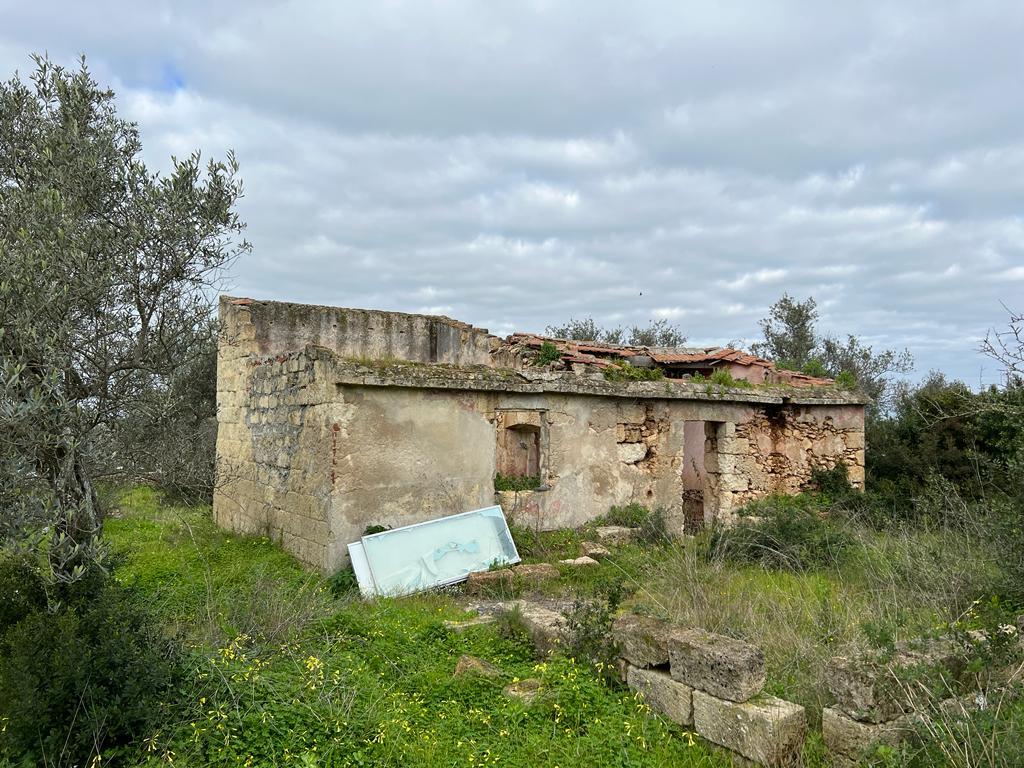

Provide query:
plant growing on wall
left=494, top=473, right=541, bottom=492
left=534, top=341, right=561, bottom=365
left=602, top=362, right=664, bottom=382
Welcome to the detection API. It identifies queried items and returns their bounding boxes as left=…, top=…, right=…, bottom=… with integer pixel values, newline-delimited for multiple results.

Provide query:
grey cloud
left=1, top=1, right=1022, bottom=384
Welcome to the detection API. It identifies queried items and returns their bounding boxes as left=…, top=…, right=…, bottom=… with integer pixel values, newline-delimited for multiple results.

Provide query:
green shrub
left=562, top=579, right=626, bottom=681
left=708, top=368, right=753, bottom=388
left=809, top=463, right=855, bottom=499
left=800, top=358, right=828, bottom=378
left=0, top=554, right=45, bottom=629
left=328, top=565, right=360, bottom=597
left=507, top=524, right=580, bottom=560
left=0, top=557, right=181, bottom=766
left=534, top=341, right=561, bottom=365
left=494, top=473, right=541, bottom=492
left=709, top=494, right=854, bottom=571
left=602, top=361, right=664, bottom=382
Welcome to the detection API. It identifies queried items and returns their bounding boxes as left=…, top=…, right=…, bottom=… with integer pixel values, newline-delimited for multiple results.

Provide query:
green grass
left=100, top=487, right=1015, bottom=766
left=104, top=488, right=731, bottom=767
left=631, top=516, right=1004, bottom=729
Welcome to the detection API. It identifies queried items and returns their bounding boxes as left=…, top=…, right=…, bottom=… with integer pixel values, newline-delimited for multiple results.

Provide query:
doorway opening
left=682, top=420, right=706, bottom=531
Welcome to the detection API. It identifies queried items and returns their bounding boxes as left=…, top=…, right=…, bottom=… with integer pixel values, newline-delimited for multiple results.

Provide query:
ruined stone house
left=214, top=297, right=866, bottom=572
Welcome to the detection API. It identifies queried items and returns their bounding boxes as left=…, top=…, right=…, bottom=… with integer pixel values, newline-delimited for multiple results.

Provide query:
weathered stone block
left=822, top=706, right=912, bottom=765
left=693, top=690, right=806, bottom=767
left=463, top=563, right=558, bottom=595
left=454, top=654, right=500, bottom=678
left=595, top=525, right=638, bottom=545
left=509, top=600, right=566, bottom=655
left=617, top=443, right=648, bottom=464
left=559, top=556, right=599, bottom=567
left=444, top=615, right=497, bottom=632
left=627, top=666, right=693, bottom=726
left=513, top=563, right=560, bottom=583
left=826, top=653, right=926, bottom=723
left=669, top=629, right=766, bottom=702
left=464, top=569, right=514, bottom=594
left=503, top=678, right=542, bottom=703
left=612, top=614, right=673, bottom=667
left=580, top=541, right=611, bottom=560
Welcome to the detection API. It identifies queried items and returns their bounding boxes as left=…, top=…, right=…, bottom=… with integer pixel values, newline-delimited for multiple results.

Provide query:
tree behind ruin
left=545, top=317, right=686, bottom=347
left=754, top=293, right=912, bottom=413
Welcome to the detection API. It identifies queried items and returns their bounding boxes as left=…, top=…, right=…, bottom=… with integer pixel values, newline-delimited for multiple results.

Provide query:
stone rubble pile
left=822, top=638, right=985, bottom=767
left=463, top=563, right=559, bottom=594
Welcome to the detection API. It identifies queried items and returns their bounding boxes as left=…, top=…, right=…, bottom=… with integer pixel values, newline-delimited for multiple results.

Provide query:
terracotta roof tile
left=504, top=332, right=835, bottom=388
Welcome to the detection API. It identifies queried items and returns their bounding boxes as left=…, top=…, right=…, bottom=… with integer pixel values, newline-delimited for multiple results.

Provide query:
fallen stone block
left=559, top=556, right=599, bottom=567
left=463, top=563, right=559, bottom=595
left=822, top=706, right=913, bottom=766
left=937, top=691, right=988, bottom=721
left=595, top=525, right=638, bottom=545
left=614, top=657, right=630, bottom=683
left=669, top=628, right=766, bottom=702
left=612, top=613, right=673, bottom=667
left=693, top=690, right=806, bottom=767
left=464, top=569, right=514, bottom=595
left=580, top=541, right=612, bottom=560
left=513, top=563, right=560, bottom=581
left=828, top=639, right=973, bottom=723
left=508, top=600, right=566, bottom=655
left=627, top=666, right=693, bottom=726
left=454, top=654, right=500, bottom=678
left=826, top=654, right=920, bottom=723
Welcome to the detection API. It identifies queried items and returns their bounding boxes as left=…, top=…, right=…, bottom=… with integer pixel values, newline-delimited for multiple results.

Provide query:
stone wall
left=215, top=346, right=337, bottom=568
left=704, top=404, right=865, bottom=524
left=221, top=295, right=497, bottom=366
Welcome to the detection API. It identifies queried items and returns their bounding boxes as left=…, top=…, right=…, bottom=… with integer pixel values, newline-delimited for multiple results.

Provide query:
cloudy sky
left=3, top=2, right=1022, bottom=384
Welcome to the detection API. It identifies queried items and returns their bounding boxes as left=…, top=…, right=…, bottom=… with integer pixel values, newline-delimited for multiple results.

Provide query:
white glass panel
left=360, top=505, right=520, bottom=596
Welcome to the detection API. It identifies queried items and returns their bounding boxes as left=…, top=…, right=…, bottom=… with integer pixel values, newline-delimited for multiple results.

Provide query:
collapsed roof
left=504, top=333, right=835, bottom=387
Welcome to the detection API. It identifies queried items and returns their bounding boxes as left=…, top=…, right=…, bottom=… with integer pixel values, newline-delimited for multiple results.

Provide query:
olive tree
left=0, top=55, right=249, bottom=582
left=751, top=293, right=820, bottom=370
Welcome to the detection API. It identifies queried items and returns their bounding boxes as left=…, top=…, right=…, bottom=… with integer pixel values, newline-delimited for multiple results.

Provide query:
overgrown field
left=93, top=487, right=731, bottom=768
left=3, top=481, right=1023, bottom=767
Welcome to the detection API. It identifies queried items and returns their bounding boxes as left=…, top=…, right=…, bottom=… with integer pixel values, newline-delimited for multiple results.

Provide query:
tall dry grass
left=624, top=508, right=1005, bottom=726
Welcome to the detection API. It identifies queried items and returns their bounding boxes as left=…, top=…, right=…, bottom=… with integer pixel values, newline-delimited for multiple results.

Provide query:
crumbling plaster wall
left=498, top=394, right=691, bottom=533
left=326, top=385, right=497, bottom=569
left=324, top=388, right=693, bottom=571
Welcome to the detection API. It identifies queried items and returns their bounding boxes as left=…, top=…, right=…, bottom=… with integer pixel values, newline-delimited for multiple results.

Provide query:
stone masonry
left=611, top=614, right=805, bottom=766
left=214, top=297, right=868, bottom=571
